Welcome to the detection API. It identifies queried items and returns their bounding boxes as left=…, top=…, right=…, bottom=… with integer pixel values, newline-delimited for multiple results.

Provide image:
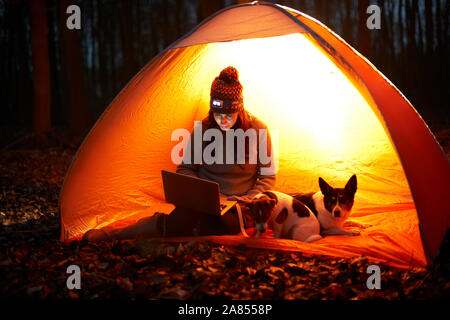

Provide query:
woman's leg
left=216, top=208, right=241, bottom=235
left=82, top=213, right=164, bottom=241
left=107, top=214, right=165, bottom=240
left=83, top=206, right=242, bottom=241
left=160, top=207, right=241, bottom=237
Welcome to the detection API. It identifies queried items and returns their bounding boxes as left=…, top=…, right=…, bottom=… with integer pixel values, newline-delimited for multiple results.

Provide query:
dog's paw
left=344, top=221, right=372, bottom=229
left=348, top=229, right=360, bottom=236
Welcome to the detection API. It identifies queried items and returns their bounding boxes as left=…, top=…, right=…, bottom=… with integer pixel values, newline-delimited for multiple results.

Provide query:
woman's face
left=213, top=112, right=238, bottom=131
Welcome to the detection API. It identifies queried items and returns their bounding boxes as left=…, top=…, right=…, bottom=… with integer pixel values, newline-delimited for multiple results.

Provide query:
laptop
left=161, top=170, right=237, bottom=216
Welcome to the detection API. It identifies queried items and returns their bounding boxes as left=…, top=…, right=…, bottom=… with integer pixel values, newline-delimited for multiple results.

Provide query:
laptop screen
left=161, top=170, right=222, bottom=215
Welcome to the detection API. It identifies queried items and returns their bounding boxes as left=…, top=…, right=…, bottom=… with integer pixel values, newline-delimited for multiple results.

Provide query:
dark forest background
left=1, top=0, right=449, bottom=147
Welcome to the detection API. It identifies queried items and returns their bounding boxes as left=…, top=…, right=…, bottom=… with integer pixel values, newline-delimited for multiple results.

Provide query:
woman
left=83, top=66, right=276, bottom=241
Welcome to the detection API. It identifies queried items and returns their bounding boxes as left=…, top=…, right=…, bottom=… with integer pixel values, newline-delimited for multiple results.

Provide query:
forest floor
left=0, top=127, right=449, bottom=300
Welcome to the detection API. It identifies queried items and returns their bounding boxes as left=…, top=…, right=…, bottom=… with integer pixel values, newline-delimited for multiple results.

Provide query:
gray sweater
left=176, top=115, right=276, bottom=200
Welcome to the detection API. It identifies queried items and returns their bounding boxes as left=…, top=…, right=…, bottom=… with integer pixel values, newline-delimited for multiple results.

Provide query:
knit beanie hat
left=210, top=66, right=244, bottom=114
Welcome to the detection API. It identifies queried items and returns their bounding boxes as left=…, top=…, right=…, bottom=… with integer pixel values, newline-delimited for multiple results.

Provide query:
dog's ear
left=268, top=199, right=277, bottom=207
left=319, top=177, right=332, bottom=196
left=345, top=174, right=357, bottom=195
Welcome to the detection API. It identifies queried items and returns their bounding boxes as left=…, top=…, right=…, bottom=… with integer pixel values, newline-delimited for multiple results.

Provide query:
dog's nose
left=334, top=210, right=341, bottom=217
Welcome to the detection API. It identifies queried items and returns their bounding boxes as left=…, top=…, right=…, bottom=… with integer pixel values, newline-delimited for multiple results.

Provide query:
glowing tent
left=59, top=2, right=449, bottom=269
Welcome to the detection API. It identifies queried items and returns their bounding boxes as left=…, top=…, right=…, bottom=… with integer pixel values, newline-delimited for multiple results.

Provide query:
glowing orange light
left=182, top=34, right=411, bottom=204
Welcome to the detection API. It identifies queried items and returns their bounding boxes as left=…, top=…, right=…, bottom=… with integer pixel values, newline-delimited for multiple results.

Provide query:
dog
left=239, top=190, right=322, bottom=243
left=293, top=175, right=361, bottom=236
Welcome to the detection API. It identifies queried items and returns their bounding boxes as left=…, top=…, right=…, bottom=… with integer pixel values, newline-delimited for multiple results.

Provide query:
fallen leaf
left=26, top=285, right=42, bottom=295
left=116, top=277, right=134, bottom=292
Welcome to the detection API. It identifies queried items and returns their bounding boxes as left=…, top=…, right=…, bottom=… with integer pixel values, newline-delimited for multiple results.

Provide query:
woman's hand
left=227, top=195, right=247, bottom=201
left=227, top=195, right=245, bottom=201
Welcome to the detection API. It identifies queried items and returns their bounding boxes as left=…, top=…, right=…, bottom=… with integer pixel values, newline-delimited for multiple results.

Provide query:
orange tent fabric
left=59, top=2, right=449, bottom=269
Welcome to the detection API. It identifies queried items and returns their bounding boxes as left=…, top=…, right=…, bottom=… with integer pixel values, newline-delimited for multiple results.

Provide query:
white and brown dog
left=239, top=190, right=322, bottom=243
left=294, top=175, right=361, bottom=236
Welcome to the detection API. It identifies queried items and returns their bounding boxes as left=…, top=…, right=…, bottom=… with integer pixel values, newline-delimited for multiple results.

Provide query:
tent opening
left=60, top=31, right=429, bottom=269
left=171, top=33, right=414, bottom=205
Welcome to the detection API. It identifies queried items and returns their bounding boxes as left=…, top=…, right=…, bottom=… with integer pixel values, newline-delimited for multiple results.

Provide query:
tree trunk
left=149, top=2, right=159, bottom=57
left=29, top=0, right=51, bottom=133
left=46, top=0, right=64, bottom=127
left=424, top=0, right=434, bottom=55
left=315, top=0, right=323, bottom=21
left=424, top=0, right=436, bottom=117
left=357, top=0, right=371, bottom=59
left=97, top=0, right=110, bottom=109
left=8, top=2, right=32, bottom=127
left=135, top=0, right=144, bottom=66
left=161, top=0, right=170, bottom=48
left=119, top=1, right=136, bottom=86
left=435, top=0, right=442, bottom=49
left=377, top=0, right=394, bottom=75
left=198, top=0, right=223, bottom=23
left=322, top=0, right=330, bottom=26
left=297, top=0, right=306, bottom=11
left=92, top=0, right=100, bottom=106
left=175, top=0, right=183, bottom=38
left=397, top=0, right=405, bottom=55
left=342, top=0, right=353, bottom=45
left=385, top=0, right=395, bottom=63
left=444, top=0, right=450, bottom=51
left=58, top=0, right=91, bottom=142
left=415, top=0, right=424, bottom=56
